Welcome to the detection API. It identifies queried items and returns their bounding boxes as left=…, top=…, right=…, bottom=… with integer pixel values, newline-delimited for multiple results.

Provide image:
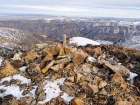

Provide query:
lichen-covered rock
left=72, top=98, right=84, bottom=105
left=66, top=63, right=74, bottom=70
left=67, top=76, right=75, bottom=82
left=0, top=60, right=18, bottom=79
left=99, top=81, right=107, bottom=89
left=99, top=88, right=107, bottom=95
left=51, top=63, right=64, bottom=72
left=27, top=63, right=45, bottom=83
left=115, top=101, right=132, bottom=105
left=40, top=52, right=53, bottom=69
left=65, top=47, right=72, bottom=54
left=2, top=94, right=18, bottom=105
left=10, top=59, right=24, bottom=68
left=42, top=60, right=55, bottom=73
left=72, top=49, right=88, bottom=64
left=88, top=83, right=99, bottom=93
left=35, top=43, right=48, bottom=49
left=23, top=52, right=38, bottom=63
left=95, top=47, right=102, bottom=55
left=55, top=43, right=62, bottom=53
left=104, top=63, right=130, bottom=77
left=12, top=53, right=21, bottom=61
left=112, top=73, right=127, bottom=90
left=19, top=97, right=35, bottom=105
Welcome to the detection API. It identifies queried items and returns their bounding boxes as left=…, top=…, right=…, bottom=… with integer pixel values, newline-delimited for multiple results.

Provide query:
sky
left=0, top=0, right=140, bottom=18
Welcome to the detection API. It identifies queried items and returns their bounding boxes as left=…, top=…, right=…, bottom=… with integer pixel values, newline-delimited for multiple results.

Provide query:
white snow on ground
left=118, top=63, right=122, bottom=65
left=61, top=93, right=74, bottom=102
left=0, top=74, right=32, bottom=99
left=69, top=37, right=100, bottom=46
left=1, top=75, right=74, bottom=102
left=127, top=72, right=138, bottom=84
left=0, top=57, right=3, bottom=66
left=18, top=66, right=27, bottom=71
left=87, top=57, right=96, bottom=63
left=38, top=78, right=74, bottom=104
left=13, top=74, right=31, bottom=84
left=0, top=74, right=31, bottom=84
left=0, top=85, right=25, bottom=99
left=30, top=86, right=38, bottom=99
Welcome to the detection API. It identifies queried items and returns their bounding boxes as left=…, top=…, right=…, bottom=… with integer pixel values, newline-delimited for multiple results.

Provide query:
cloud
left=0, top=0, right=140, bottom=18
left=1, top=0, right=140, bottom=7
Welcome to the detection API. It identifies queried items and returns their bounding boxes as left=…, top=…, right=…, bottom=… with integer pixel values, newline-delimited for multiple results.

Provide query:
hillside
left=0, top=37, right=140, bottom=105
left=0, top=26, right=53, bottom=50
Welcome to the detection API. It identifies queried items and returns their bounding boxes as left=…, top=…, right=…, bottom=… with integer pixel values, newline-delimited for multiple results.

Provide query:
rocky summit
left=0, top=37, right=140, bottom=105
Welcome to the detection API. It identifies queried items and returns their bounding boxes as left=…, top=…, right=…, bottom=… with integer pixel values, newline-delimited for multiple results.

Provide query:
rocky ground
left=0, top=40, right=140, bottom=105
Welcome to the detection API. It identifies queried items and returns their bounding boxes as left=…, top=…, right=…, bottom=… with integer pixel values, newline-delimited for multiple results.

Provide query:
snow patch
left=127, top=72, right=138, bottom=84
left=19, top=66, right=27, bottom=71
left=69, top=37, right=100, bottom=46
left=30, top=86, right=38, bottom=99
left=12, top=74, right=31, bottom=84
left=118, top=63, right=122, bottom=65
left=61, top=93, right=74, bottom=102
left=0, top=74, right=31, bottom=84
left=38, top=78, right=74, bottom=104
left=0, top=85, right=24, bottom=99
left=88, top=57, right=96, bottom=63
left=0, top=57, right=3, bottom=66
left=0, top=74, right=32, bottom=99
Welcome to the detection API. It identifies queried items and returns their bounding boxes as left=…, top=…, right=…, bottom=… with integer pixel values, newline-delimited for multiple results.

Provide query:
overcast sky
left=0, top=0, right=140, bottom=18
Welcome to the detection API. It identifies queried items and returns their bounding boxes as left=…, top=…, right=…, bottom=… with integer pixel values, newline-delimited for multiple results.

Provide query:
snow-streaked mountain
left=1, top=18, right=140, bottom=43
left=96, top=40, right=113, bottom=45
left=121, top=35, right=140, bottom=49
left=1, top=17, right=140, bottom=49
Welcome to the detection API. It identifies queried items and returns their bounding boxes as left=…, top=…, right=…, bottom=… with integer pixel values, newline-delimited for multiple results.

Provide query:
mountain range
left=0, top=17, right=140, bottom=49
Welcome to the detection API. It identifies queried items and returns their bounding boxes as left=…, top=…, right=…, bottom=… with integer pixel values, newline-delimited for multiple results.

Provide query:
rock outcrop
left=0, top=39, right=140, bottom=105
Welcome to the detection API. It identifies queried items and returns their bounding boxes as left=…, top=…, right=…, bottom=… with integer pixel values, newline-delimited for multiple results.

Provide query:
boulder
left=95, top=47, right=102, bottom=55
left=112, top=73, right=127, bottom=90
left=3, top=95, right=18, bottom=105
left=51, top=63, right=64, bottom=72
left=115, top=101, right=132, bottom=105
left=72, top=49, right=88, bottom=64
left=55, top=43, right=62, bottom=53
left=40, top=52, right=53, bottom=69
left=10, top=60, right=24, bottom=68
left=12, top=53, right=21, bottom=61
left=42, top=60, right=55, bottom=73
left=0, top=60, right=18, bottom=79
left=99, top=81, right=107, bottom=88
left=27, top=63, right=45, bottom=83
left=23, top=52, right=38, bottom=63
left=104, top=63, right=130, bottom=77
left=67, top=76, right=75, bottom=82
left=93, top=76, right=102, bottom=84
left=59, top=48, right=65, bottom=56
left=35, top=43, right=48, bottom=49
left=65, top=47, right=72, bottom=54
left=76, top=73, right=83, bottom=82
left=88, top=83, right=99, bottom=93
left=99, top=88, right=107, bottom=95
left=72, top=98, right=84, bottom=105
